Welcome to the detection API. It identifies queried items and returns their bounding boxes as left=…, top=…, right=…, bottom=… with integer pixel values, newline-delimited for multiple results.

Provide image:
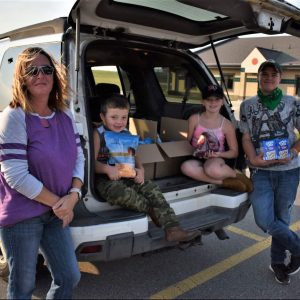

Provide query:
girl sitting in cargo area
left=181, top=85, right=253, bottom=193
left=93, top=94, right=201, bottom=243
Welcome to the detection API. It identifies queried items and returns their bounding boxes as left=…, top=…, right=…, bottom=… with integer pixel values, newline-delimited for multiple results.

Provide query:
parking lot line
left=150, top=220, right=300, bottom=299
left=226, top=225, right=265, bottom=241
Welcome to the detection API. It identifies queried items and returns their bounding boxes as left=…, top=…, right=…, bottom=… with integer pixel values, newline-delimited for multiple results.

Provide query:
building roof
left=195, top=35, right=300, bottom=68
left=257, top=47, right=297, bottom=64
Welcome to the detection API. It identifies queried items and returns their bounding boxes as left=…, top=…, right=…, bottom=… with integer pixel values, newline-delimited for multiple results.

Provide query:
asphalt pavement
left=1, top=205, right=300, bottom=299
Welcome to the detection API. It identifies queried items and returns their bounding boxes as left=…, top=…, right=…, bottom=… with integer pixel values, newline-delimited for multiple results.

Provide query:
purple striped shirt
left=0, top=108, right=81, bottom=227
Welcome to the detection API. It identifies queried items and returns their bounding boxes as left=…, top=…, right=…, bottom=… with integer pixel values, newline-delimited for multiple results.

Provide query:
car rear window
left=154, top=66, right=202, bottom=104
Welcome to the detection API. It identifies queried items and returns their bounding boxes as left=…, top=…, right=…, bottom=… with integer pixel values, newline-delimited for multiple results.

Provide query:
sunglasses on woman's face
left=25, top=65, right=54, bottom=77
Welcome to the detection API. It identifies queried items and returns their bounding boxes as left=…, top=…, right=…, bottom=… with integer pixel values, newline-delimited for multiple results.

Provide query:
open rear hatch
left=68, top=0, right=300, bottom=49
left=67, top=0, right=299, bottom=253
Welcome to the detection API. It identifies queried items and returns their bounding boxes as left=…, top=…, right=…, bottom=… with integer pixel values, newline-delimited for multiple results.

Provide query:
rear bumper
left=71, top=191, right=250, bottom=262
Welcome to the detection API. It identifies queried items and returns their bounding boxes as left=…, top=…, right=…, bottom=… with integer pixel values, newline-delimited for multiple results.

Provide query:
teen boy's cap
left=202, top=84, right=224, bottom=99
left=258, top=60, right=282, bottom=74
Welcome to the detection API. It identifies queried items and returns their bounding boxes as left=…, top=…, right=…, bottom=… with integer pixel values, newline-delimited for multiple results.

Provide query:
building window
left=223, top=74, right=234, bottom=90
left=296, top=77, right=300, bottom=97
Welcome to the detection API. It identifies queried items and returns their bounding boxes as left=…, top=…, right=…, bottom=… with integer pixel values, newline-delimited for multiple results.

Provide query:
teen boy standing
left=240, top=60, right=300, bottom=285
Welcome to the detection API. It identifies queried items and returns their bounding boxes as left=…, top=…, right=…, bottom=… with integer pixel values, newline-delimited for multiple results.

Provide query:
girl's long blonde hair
left=10, top=47, right=68, bottom=112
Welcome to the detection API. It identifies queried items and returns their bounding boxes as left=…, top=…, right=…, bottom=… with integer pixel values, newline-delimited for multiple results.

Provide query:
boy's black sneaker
left=286, top=255, right=300, bottom=275
left=269, top=264, right=290, bottom=285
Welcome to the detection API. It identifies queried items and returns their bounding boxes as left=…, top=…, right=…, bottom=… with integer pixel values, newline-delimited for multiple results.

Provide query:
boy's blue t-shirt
left=96, top=124, right=131, bottom=164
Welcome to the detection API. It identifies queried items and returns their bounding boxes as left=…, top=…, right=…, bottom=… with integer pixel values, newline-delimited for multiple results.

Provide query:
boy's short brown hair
left=101, top=94, right=130, bottom=115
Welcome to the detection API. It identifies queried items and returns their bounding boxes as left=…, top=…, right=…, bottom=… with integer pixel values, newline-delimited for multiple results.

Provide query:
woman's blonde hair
left=10, top=47, right=68, bottom=112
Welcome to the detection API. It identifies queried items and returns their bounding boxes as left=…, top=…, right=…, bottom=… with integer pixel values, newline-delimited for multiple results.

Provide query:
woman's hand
left=52, top=194, right=77, bottom=227
left=134, top=167, right=145, bottom=185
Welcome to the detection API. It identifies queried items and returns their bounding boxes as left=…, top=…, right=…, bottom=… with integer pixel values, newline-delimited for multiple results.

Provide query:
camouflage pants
left=95, top=176, right=179, bottom=228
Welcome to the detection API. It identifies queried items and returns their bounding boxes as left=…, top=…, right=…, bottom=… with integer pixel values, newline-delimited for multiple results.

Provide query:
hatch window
left=113, top=0, right=226, bottom=21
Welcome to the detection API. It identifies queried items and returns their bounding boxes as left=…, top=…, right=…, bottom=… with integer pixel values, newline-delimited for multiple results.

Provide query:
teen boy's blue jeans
left=0, top=211, right=80, bottom=299
left=250, top=167, right=300, bottom=264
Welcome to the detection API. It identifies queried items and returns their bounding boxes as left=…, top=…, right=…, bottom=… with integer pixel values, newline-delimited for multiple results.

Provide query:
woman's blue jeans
left=250, top=167, right=300, bottom=264
left=0, top=211, right=80, bottom=299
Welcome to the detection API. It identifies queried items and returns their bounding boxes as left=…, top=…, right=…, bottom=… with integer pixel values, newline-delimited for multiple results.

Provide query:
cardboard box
left=129, top=118, right=157, bottom=140
left=136, top=144, right=164, bottom=180
left=129, top=117, right=193, bottom=179
left=155, top=141, right=194, bottom=178
left=129, top=118, right=163, bottom=179
left=155, top=118, right=193, bottom=178
left=159, top=117, right=188, bottom=141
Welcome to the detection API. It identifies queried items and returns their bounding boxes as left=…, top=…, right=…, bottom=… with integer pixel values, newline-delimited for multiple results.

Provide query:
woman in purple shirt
left=0, top=47, right=85, bottom=299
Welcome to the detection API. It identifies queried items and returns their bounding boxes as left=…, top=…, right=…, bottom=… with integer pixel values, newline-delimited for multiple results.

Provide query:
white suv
left=0, top=0, right=299, bottom=277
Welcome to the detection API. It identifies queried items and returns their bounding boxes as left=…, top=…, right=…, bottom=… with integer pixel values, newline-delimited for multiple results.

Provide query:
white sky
left=287, top=0, right=300, bottom=6
left=0, top=0, right=299, bottom=34
left=0, top=0, right=76, bottom=34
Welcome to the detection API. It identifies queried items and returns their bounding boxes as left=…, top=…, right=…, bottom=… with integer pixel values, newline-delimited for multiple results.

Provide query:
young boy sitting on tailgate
left=93, top=94, right=201, bottom=242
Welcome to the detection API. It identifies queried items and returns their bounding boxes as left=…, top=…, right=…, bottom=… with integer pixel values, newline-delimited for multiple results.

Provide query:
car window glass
left=154, top=66, right=202, bottom=104
left=91, top=66, right=122, bottom=89
left=113, top=0, right=226, bottom=21
left=119, top=67, right=136, bottom=106
left=91, top=65, right=136, bottom=105
left=0, top=43, right=61, bottom=111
